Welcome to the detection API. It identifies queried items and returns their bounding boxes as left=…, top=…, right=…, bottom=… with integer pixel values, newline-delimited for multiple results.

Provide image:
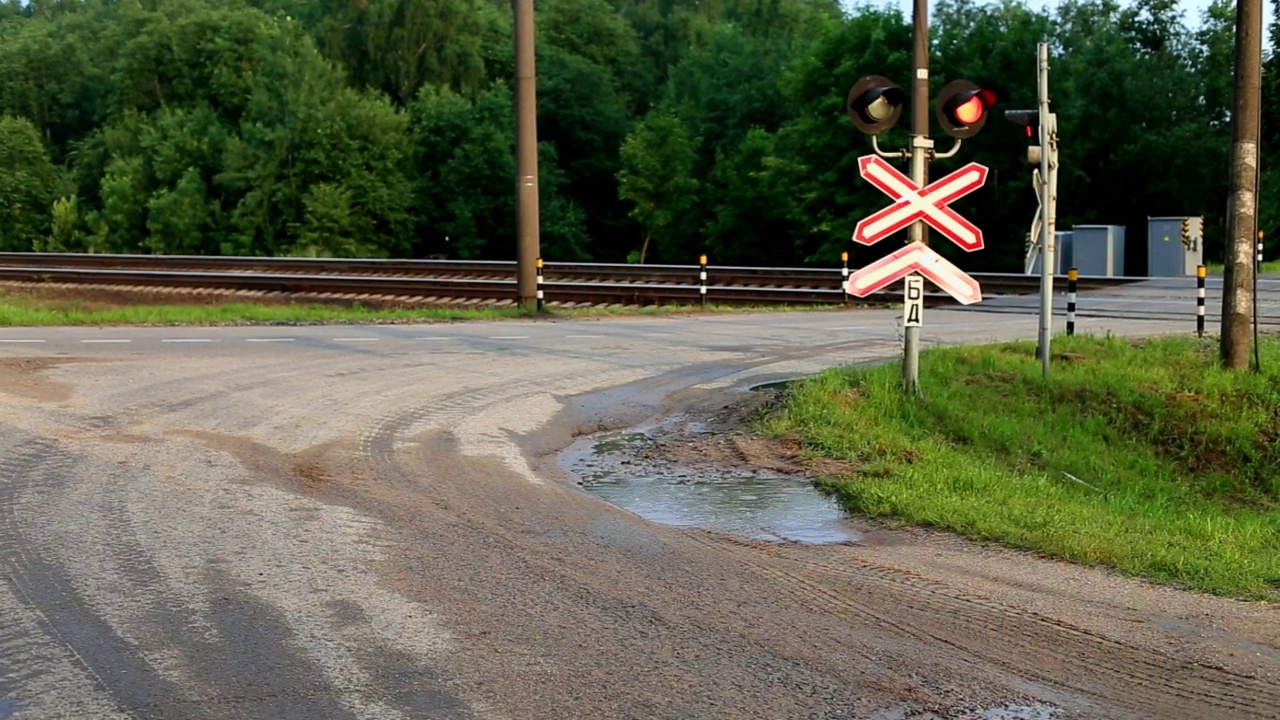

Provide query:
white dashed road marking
left=0, top=339, right=46, bottom=343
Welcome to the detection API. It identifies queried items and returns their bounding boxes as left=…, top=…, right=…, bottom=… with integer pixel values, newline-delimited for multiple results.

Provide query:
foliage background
left=0, top=0, right=1274, bottom=272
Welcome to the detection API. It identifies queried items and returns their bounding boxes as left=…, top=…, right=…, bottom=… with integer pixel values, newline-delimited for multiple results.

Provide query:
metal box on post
left=1147, top=216, right=1204, bottom=277
left=1071, top=225, right=1125, bottom=277
left=1029, top=231, right=1073, bottom=275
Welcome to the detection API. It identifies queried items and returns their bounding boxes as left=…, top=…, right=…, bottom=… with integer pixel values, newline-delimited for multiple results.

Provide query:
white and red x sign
left=852, top=155, right=989, bottom=252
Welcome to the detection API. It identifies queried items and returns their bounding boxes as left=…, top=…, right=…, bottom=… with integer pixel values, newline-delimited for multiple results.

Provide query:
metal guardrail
left=0, top=252, right=1146, bottom=307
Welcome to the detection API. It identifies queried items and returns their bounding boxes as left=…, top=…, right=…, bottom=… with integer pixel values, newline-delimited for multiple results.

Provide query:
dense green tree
left=929, top=0, right=1051, bottom=270
left=616, top=109, right=700, bottom=263
left=1050, top=0, right=1230, bottom=269
left=410, top=83, right=590, bottom=260
left=0, top=7, right=114, bottom=161
left=767, top=6, right=911, bottom=265
left=333, top=0, right=506, bottom=105
left=0, top=0, right=1257, bottom=271
left=0, top=115, right=57, bottom=250
left=43, top=195, right=81, bottom=252
left=703, top=128, right=801, bottom=265
left=534, top=46, right=633, bottom=260
left=539, top=0, right=649, bottom=113
left=664, top=23, right=790, bottom=163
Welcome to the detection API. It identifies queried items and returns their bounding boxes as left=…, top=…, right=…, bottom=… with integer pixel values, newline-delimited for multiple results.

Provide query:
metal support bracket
left=931, top=137, right=963, bottom=160
left=871, top=134, right=910, bottom=160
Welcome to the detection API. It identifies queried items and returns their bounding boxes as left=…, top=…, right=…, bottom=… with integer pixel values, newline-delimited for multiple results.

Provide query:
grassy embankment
left=762, top=334, right=1280, bottom=599
left=1206, top=259, right=1280, bottom=274
left=0, top=289, right=843, bottom=327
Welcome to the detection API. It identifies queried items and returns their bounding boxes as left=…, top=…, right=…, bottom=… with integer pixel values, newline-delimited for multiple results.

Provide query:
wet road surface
left=2, top=307, right=1279, bottom=719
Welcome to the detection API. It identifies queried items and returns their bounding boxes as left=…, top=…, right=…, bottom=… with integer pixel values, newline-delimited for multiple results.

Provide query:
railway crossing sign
left=903, top=276, right=924, bottom=326
left=845, top=241, right=983, bottom=305
left=852, top=155, right=990, bottom=252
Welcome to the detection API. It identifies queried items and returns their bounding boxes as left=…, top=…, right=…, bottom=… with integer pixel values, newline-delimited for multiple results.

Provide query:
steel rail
left=0, top=253, right=1148, bottom=308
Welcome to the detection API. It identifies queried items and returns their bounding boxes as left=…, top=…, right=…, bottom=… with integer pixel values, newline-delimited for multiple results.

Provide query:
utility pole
left=513, top=0, right=541, bottom=310
left=903, top=0, right=931, bottom=395
left=1035, top=43, right=1058, bottom=379
left=1220, top=0, right=1263, bottom=369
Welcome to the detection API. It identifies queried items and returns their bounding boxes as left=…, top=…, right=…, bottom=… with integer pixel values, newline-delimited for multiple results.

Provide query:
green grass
left=760, top=333, right=1280, bottom=599
left=0, top=289, right=848, bottom=327
left=0, top=298, right=535, bottom=326
left=1206, top=259, right=1280, bottom=275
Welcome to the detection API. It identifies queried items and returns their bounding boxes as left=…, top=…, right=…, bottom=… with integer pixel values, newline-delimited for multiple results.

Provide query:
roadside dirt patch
left=98, top=432, right=158, bottom=444
left=0, top=357, right=85, bottom=403
left=169, top=429, right=370, bottom=503
left=620, top=388, right=856, bottom=481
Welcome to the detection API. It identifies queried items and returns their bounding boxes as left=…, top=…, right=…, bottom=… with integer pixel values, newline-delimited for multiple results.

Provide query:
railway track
left=0, top=252, right=1144, bottom=309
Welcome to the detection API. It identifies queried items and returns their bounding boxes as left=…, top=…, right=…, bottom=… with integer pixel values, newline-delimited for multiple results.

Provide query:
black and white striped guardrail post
left=1066, top=267, right=1077, bottom=337
left=1258, top=232, right=1265, bottom=268
left=699, top=254, right=708, bottom=307
left=1196, top=264, right=1206, bottom=338
left=535, top=257, right=544, bottom=312
left=841, top=252, right=849, bottom=306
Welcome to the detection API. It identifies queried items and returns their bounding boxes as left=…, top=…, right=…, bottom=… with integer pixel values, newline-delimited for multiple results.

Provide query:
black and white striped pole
left=699, top=254, right=708, bottom=307
left=841, top=252, right=850, bottom=306
left=1066, top=267, right=1077, bottom=337
left=535, top=257, right=544, bottom=312
left=1196, top=264, right=1206, bottom=338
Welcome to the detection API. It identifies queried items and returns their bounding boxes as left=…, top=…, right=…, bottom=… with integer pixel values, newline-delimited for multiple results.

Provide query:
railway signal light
left=935, top=80, right=998, bottom=138
left=1004, top=109, right=1043, bottom=165
left=847, top=75, right=908, bottom=135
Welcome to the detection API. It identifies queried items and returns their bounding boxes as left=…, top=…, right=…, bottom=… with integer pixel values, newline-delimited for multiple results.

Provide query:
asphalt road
left=966, top=274, right=1280, bottom=326
left=2, top=299, right=1278, bottom=720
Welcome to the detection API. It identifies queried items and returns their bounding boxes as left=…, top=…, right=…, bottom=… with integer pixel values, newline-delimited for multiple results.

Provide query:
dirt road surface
left=1, top=308, right=1277, bottom=719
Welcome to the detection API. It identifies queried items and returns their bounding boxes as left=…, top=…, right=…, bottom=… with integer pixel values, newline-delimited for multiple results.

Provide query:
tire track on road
left=683, top=533, right=1280, bottom=719
left=0, top=432, right=207, bottom=720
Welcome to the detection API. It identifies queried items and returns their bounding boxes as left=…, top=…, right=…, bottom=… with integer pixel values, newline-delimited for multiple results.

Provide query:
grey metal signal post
left=1004, top=44, right=1058, bottom=379
left=1035, top=43, right=1059, bottom=379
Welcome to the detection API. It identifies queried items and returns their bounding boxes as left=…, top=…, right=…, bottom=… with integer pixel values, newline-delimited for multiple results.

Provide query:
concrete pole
left=513, top=0, right=541, bottom=309
left=1036, top=42, right=1056, bottom=379
left=904, top=0, right=931, bottom=395
left=1220, top=0, right=1263, bottom=369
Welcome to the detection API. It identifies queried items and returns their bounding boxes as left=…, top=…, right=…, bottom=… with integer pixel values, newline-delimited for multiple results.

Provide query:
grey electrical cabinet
left=1071, top=225, right=1126, bottom=277
left=1029, top=231, right=1073, bottom=275
left=1147, top=216, right=1204, bottom=277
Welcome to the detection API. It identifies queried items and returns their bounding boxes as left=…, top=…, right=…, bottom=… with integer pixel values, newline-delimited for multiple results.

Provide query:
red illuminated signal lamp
left=1003, top=109, right=1043, bottom=165
left=935, top=80, right=998, bottom=139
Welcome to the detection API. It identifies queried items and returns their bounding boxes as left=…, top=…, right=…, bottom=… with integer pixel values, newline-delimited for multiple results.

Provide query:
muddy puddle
left=871, top=704, right=1061, bottom=720
left=561, top=422, right=861, bottom=545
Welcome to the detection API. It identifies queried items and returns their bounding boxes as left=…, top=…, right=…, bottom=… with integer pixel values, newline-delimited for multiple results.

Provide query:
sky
left=876, top=0, right=1275, bottom=36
